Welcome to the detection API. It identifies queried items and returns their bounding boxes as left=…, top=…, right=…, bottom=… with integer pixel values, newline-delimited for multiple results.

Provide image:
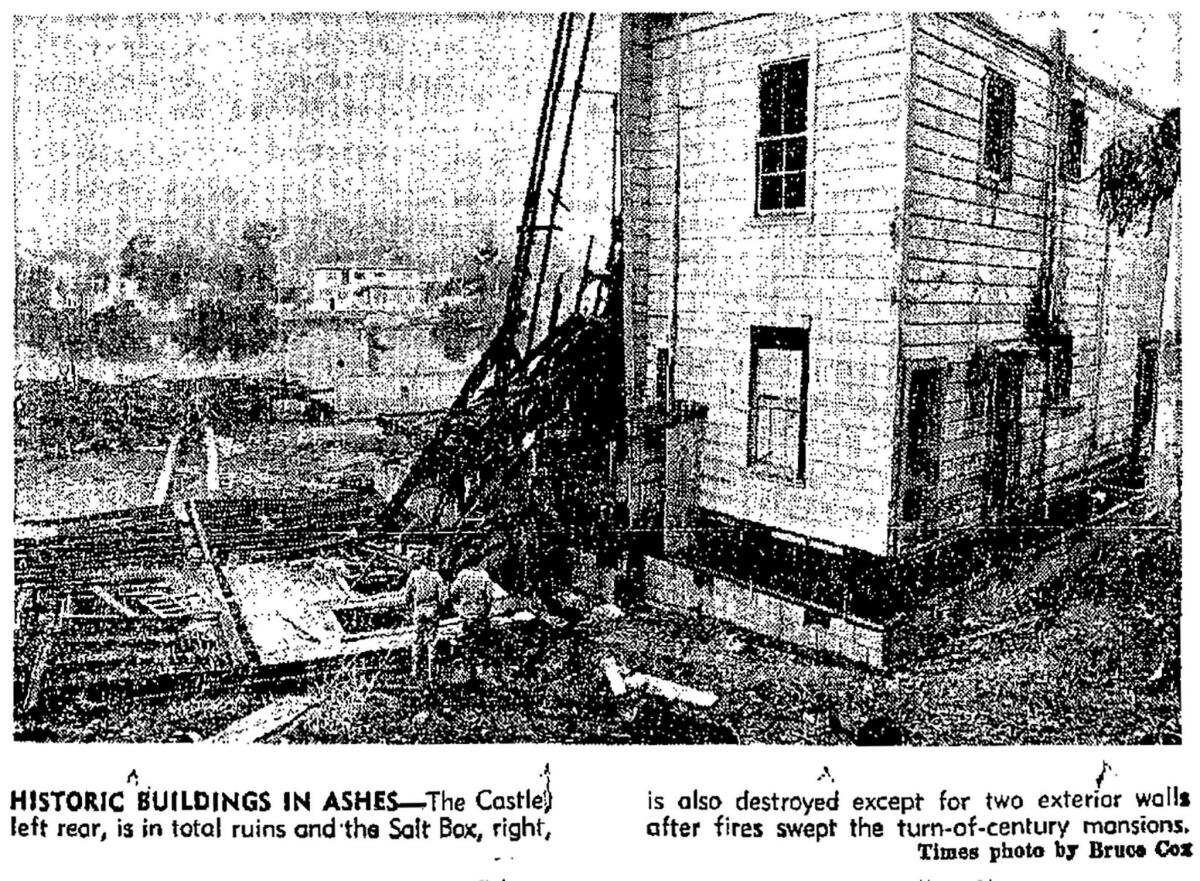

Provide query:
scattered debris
left=625, top=672, right=717, bottom=708
left=723, top=634, right=747, bottom=654
left=599, top=654, right=717, bottom=708
left=587, top=603, right=624, bottom=623
left=204, top=695, right=320, bottom=744
left=601, top=656, right=626, bottom=697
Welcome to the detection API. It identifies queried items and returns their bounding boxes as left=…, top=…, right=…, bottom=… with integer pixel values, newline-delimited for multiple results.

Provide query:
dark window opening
left=805, top=606, right=831, bottom=629
left=903, top=364, right=944, bottom=522
left=1133, top=339, right=1159, bottom=435
left=902, top=485, right=926, bottom=523
left=757, top=58, right=810, bottom=213
left=1046, top=332, right=1074, bottom=405
left=367, top=331, right=383, bottom=374
left=340, top=269, right=350, bottom=285
left=907, top=366, right=943, bottom=483
left=981, top=72, right=1016, bottom=184
left=748, top=326, right=809, bottom=481
left=1061, top=96, right=1088, bottom=182
left=965, top=345, right=996, bottom=420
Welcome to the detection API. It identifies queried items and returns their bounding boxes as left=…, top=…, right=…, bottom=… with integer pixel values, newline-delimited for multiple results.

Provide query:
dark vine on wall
left=1095, top=107, right=1180, bottom=236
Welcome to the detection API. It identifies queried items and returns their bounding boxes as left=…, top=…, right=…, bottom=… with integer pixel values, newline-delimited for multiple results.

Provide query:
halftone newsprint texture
left=11, top=11, right=1181, bottom=746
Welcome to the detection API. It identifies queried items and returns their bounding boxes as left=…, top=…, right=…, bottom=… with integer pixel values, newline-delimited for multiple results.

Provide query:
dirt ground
left=18, top=521, right=1179, bottom=746
left=15, top=419, right=429, bottom=520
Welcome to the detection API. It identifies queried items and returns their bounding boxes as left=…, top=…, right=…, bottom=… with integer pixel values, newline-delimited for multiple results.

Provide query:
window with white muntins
left=757, top=58, right=810, bottom=213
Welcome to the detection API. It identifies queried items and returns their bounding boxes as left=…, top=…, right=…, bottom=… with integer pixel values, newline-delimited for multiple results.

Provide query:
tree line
left=16, top=221, right=283, bottom=371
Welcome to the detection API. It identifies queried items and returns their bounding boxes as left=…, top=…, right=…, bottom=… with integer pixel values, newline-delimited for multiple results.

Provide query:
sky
left=12, top=11, right=1179, bottom=281
left=996, top=10, right=1180, bottom=109
left=13, top=12, right=620, bottom=280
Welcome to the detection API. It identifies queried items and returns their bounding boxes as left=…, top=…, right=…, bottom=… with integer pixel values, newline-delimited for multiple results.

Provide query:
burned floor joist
left=12, top=491, right=384, bottom=706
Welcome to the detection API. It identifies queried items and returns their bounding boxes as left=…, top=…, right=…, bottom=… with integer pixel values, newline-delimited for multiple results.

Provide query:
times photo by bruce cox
left=2, top=6, right=1193, bottom=880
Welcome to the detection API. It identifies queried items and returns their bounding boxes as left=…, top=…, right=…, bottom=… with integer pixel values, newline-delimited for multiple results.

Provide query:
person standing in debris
left=402, top=554, right=448, bottom=683
left=451, top=565, right=496, bottom=685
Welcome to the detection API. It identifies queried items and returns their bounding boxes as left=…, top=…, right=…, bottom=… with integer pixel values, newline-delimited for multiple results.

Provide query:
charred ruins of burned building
left=616, top=13, right=1178, bottom=665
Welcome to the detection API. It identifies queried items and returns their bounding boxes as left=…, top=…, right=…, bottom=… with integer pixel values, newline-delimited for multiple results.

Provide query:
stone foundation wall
left=643, top=555, right=886, bottom=669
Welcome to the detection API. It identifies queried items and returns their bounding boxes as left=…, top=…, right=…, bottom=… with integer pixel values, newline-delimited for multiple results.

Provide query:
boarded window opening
left=757, top=58, right=810, bottom=213
left=748, top=326, right=809, bottom=481
left=1061, top=97, right=1088, bottom=182
left=981, top=72, right=1016, bottom=184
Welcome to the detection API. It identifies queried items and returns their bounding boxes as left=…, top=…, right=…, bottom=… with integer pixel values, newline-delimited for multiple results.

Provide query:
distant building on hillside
left=308, top=264, right=437, bottom=314
left=42, top=263, right=107, bottom=313
left=89, top=272, right=150, bottom=316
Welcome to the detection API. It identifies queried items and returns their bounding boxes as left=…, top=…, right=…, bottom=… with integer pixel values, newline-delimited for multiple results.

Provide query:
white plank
left=205, top=695, right=319, bottom=744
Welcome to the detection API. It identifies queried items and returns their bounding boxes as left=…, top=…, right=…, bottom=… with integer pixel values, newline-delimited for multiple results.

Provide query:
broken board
left=205, top=695, right=319, bottom=744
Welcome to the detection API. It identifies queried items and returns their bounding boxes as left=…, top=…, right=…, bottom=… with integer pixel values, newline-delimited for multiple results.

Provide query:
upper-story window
left=981, top=71, right=1016, bottom=184
left=757, top=58, right=810, bottom=213
left=1061, top=97, right=1088, bottom=182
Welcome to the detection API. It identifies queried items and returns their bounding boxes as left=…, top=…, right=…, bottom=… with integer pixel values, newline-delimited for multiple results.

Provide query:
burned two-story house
left=617, top=13, right=1176, bottom=666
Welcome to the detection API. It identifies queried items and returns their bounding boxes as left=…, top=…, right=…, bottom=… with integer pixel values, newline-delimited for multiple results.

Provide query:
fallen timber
left=13, top=492, right=539, bottom=710
left=13, top=494, right=373, bottom=708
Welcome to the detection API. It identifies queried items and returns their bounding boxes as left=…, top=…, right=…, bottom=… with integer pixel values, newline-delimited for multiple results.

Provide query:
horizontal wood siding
left=627, top=12, right=907, bottom=555
left=894, top=14, right=1171, bottom=553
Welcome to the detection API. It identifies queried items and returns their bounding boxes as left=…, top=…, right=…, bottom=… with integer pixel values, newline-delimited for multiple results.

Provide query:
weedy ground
left=17, top=523, right=1180, bottom=746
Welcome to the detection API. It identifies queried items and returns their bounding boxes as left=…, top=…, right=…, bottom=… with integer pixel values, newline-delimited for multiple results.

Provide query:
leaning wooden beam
left=381, top=310, right=521, bottom=523
left=152, top=433, right=182, bottom=506
left=383, top=17, right=584, bottom=527
left=87, top=584, right=138, bottom=618
left=180, top=501, right=255, bottom=668
left=204, top=695, right=319, bottom=744
left=548, top=270, right=568, bottom=331
left=530, top=13, right=596, bottom=336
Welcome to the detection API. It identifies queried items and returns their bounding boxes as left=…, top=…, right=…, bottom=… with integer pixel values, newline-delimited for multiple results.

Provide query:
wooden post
left=21, top=603, right=64, bottom=713
left=204, top=423, right=220, bottom=496
left=548, top=271, right=567, bottom=330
